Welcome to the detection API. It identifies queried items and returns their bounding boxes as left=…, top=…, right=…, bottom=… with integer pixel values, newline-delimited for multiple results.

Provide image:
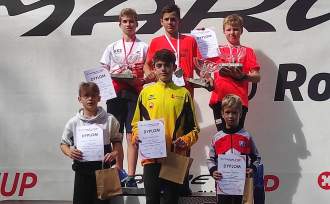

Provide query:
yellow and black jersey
left=131, top=81, right=199, bottom=165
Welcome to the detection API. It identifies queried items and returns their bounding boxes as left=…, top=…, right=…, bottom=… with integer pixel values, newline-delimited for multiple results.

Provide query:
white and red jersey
left=100, top=38, right=148, bottom=93
left=207, top=128, right=259, bottom=174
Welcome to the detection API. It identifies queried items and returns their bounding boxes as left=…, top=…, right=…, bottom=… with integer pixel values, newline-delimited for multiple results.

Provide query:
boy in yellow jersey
left=131, top=49, right=199, bottom=204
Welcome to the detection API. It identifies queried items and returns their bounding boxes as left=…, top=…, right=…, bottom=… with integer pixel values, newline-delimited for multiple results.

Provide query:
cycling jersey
left=131, top=81, right=199, bottom=165
left=207, top=127, right=259, bottom=175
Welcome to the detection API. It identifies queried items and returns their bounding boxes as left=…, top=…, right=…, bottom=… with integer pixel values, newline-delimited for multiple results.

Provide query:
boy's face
left=119, top=15, right=137, bottom=36
left=160, top=12, right=180, bottom=35
left=223, top=24, right=242, bottom=46
left=222, top=106, right=241, bottom=129
left=78, top=90, right=100, bottom=113
left=154, top=60, right=175, bottom=83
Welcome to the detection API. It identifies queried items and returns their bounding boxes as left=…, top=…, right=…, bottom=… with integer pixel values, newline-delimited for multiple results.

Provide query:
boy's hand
left=131, top=134, right=141, bottom=147
left=212, top=170, right=223, bottom=180
left=173, top=137, right=188, bottom=150
left=246, top=168, right=253, bottom=175
left=104, top=151, right=118, bottom=163
left=144, top=71, right=157, bottom=84
left=68, top=148, right=83, bottom=160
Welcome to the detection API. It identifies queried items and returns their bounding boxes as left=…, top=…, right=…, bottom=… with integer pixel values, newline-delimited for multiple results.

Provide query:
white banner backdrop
left=0, top=0, right=329, bottom=203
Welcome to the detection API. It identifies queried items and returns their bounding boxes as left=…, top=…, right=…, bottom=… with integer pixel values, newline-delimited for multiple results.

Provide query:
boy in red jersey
left=209, top=14, right=261, bottom=131
left=143, top=4, right=202, bottom=97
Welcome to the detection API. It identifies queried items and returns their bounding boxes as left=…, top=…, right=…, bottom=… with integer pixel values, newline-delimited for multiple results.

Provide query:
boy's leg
left=162, top=179, right=181, bottom=204
left=210, top=101, right=224, bottom=131
left=232, top=195, right=243, bottom=204
left=238, top=106, right=248, bottom=129
left=143, top=163, right=161, bottom=204
left=125, top=98, right=138, bottom=187
left=73, top=172, right=94, bottom=204
left=107, top=97, right=125, bottom=170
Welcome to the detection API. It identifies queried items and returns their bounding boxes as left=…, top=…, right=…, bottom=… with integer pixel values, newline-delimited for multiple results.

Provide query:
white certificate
left=84, top=67, right=117, bottom=101
left=75, top=124, right=104, bottom=162
left=217, top=154, right=246, bottom=195
left=138, top=119, right=167, bottom=159
left=191, top=28, right=219, bottom=59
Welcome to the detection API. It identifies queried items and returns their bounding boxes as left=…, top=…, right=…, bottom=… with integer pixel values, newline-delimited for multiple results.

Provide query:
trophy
left=218, top=45, right=246, bottom=70
left=187, top=58, right=219, bottom=89
left=110, top=53, right=141, bottom=80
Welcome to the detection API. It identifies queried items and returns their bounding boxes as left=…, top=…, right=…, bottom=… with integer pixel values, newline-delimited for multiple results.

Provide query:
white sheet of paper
left=217, top=154, right=246, bottom=195
left=138, top=119, right=167, bottom=159
left=75, top=124, right=104, bottom=162
left=191, top=28, right=219, bottom=59
left=84, top=67, right=117, bottom=101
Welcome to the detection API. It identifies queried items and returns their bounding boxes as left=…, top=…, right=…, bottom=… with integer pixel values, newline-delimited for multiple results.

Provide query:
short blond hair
left=221, top=94, right=242, bottom=114
left=119, top=8, right=138, bottom=22
left=223, top=14, right=243, bottom=31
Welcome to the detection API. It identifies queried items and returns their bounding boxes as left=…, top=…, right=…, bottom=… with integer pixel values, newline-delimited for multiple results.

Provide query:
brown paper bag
left=242, top=176, right=254, bottom=204
left=95, top=168, right=122, bottom=199
left=159, top=151, right=193, bottom=184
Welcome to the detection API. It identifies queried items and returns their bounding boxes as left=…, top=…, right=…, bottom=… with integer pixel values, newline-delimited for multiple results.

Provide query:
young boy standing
left=131, top=49, right=199, bottom=204
left=100, top=8, right=148, bottom=187
left=207, top=94, right=259, bottom=204
left=60, top=82, right=123, bottom=204
left=209, top=14, right=261, bottom=131
left=143, top=4, right=201, bottom=97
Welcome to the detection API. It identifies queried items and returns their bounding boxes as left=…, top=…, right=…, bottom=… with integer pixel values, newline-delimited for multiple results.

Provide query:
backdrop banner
left=1, top=0, right=329, bottom=203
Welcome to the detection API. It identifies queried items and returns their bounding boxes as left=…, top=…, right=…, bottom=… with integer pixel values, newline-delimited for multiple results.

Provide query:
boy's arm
left=250, top=136, right=260, bottom=167
left=206, top=141, right=218, bottom=176
left=175, top=93, right=200, bottom=148
left=60, top=120, right=82, bottom=160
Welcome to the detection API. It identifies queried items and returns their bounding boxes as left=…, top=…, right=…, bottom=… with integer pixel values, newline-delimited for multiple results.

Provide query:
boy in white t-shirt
left=100, top=8, right=148, bottom=187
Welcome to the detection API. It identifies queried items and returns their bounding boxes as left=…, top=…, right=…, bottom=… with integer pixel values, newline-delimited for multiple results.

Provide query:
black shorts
left=106, top=90, right=138, bottom=134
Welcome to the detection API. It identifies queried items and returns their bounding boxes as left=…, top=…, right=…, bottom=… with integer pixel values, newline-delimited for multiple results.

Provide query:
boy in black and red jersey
left=207, top=94, right=260, bottom=204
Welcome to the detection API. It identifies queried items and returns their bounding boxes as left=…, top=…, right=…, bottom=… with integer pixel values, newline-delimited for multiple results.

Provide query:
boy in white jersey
left=100, top=8, right=148, bottom=187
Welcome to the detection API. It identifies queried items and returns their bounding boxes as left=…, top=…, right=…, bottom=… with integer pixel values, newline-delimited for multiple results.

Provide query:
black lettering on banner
left=308, top=73, right=330, bottom=101
left=274, top=64, right=306, bottom=101
left=71, top=0, right=175, bottom=35
left=287, top=0, right=330, bottom=31
left=191, top=174, right=211, bottom=185
left=1, top=0, right=329, bottom=36
left=0, top=0, right=74, bottom=36
left=180, top=0, right=287, bottom=33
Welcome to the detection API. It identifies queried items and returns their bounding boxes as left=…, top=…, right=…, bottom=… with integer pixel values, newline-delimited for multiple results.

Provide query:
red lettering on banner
left=0, top=172, right=20, bottom=196
left=318, top=172, right=330, bottom=190
left=0, top=172, right=38, bottom=197
left=264, top=175, right=280, bottom=192
left=19, top=172, right=38, bottom=196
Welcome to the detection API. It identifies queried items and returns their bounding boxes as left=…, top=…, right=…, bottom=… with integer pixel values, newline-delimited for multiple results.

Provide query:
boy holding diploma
left=207, top=94, right=259, bottom=204
left=60, top=82, right=123, bottom=204
left=131, top=49, right=199, bottom=204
